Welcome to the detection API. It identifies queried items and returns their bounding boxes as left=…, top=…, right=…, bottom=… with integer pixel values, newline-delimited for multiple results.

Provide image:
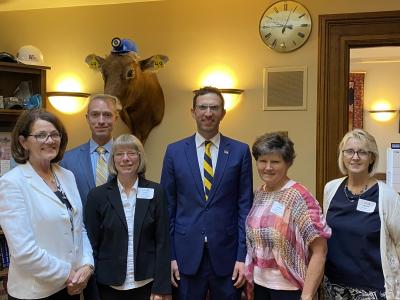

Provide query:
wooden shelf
left=0, top=62, right=49, bottom=129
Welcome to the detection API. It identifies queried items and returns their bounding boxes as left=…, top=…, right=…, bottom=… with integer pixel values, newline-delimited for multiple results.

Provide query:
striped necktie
left=203, top=141, right=214, bottom=201
left=96, top=146, right=108, bottom=186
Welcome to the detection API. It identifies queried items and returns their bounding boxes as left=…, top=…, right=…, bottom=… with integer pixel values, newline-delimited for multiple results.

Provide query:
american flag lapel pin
left=224, top=149, right=229, bottom=155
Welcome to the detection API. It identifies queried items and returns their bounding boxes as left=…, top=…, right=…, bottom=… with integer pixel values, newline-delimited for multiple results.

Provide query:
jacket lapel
left=207, top=135, right=230, bottom=202
left=106, top=179, right=128, bottom=231
left=80, top=142, right=96, bottom=189
left=21, top=163, right=65, bottom=208
left=134, top=177, right=151, bottom=260
left=184, top=135, right=205, bottom=199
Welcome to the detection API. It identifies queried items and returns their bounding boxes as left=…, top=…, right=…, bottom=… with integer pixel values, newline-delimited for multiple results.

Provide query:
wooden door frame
left=316, top=11, right=400, bottom=201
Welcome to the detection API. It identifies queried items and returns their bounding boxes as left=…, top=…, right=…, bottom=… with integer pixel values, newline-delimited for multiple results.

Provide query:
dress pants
left=177, top=244, right=241, bottom=300
left=253, top=283, right=301, bottom=300
left=97, top=282, right=152, bottom=300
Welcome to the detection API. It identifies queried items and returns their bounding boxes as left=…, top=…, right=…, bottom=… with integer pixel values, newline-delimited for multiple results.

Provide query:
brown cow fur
left=86, top=52, right=168, bottom=143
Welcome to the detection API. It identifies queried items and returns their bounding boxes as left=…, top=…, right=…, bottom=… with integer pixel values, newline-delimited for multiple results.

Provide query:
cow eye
left=126, top=69, right=134, bottom=79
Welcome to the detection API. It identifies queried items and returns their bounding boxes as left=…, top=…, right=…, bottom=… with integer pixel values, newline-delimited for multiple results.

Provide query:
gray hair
left=108, top=134, right=147, bottom=176
left=338, top=129, right=379, bottom=176
left=252, top=132, right=295, bottom=165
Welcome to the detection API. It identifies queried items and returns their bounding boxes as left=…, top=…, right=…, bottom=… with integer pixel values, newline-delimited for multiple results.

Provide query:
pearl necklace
left=344, top=182, right=369, bottom=203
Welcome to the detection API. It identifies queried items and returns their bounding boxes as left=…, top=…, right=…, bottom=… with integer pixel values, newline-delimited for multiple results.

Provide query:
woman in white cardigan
left=323, top=129, right=400, bottom=300
left=0, top=110, right=94, bottom=299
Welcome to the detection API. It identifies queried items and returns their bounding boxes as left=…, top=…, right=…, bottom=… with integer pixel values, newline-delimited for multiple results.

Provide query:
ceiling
left=0, top=0, right=161, bottom=12
left=351, top=46, right=400, bottom=63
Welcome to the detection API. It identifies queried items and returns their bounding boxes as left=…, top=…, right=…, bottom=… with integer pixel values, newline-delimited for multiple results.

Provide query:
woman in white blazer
left=0, top=109, right=94, bottom=300
left=323, top=129, right=400, bottom=300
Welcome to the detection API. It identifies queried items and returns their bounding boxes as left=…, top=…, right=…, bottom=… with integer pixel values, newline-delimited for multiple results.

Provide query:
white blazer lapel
left=21, top=163, right=65, bottom=208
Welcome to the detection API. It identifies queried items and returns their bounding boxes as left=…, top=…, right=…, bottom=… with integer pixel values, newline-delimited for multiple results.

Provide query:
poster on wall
left=348, top=72, right=365, bottom=130
left=0, top=132, right=11, bottom=177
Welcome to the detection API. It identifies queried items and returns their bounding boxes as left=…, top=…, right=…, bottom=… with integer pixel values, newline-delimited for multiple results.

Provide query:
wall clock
left=259, top=0, right=312, bottom=52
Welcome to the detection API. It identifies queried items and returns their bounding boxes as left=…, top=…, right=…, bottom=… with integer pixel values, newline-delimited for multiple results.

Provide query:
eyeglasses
left=114, top=151, right=139, bottom=159
left=342, top=149, right=370, bottom=159
left=195, top=104, right=221, bottom=112
left=28, top=132, right=62, bottom=143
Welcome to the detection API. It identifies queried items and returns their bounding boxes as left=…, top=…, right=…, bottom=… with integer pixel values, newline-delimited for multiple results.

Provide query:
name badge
left=137, top=188, right=154, bottom=199
left=271, top=201, right=285, bottom=217
left=356, top=198, right=376, bottom=213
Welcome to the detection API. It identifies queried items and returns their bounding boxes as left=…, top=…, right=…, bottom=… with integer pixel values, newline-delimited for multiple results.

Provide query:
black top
left=325, top=179, right=384, bottom=290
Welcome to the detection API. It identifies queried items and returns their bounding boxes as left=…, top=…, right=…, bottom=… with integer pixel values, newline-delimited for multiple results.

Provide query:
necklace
left=343, top=182, right=369, bottom=203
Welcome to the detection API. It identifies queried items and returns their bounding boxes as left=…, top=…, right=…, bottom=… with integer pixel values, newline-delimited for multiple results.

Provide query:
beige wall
left=1, top=0, right=400, bottom=194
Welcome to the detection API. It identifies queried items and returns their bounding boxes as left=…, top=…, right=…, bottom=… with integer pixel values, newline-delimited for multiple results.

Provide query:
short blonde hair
left=338, top=129, right=379, bottom=176
left=108, top=134, right=147, bottom=176
left=87, top=93, right=122, bottom=113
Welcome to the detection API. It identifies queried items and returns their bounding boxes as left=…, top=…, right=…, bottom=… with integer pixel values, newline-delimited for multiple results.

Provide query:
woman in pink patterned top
left=245, top=132, right=331, bottom=300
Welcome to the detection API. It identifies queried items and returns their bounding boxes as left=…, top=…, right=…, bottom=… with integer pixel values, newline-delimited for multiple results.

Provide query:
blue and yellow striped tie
left=203, top=141, right=214, bottom=201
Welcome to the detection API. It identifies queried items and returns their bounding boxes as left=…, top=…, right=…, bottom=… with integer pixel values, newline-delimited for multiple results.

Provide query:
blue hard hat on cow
left=111, top=37, right=138, bottom=54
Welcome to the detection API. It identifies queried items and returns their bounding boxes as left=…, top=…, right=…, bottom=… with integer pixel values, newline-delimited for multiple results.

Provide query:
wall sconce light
left=47, top=91, right=90, bottom=114
left=368, top=109, right=397, bottom=122
left=220, top=88, right=244, bottom=111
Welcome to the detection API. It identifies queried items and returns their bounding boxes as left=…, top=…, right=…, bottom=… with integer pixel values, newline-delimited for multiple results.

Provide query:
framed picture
left=263, top=66, right=307, bottom=111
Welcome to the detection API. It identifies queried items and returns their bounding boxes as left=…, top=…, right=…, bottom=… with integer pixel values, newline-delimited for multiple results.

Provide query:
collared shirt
left=111, top=178, right=153, bottom=290
left=195, top=132, right=220, bottom=186
left=89, top=139, right=113, bottom=180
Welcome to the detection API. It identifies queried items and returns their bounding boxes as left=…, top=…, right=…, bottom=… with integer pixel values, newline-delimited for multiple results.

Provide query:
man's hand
left=171, top=260, right=180, bottom=288
left=232, top=261, right=245, bottom=288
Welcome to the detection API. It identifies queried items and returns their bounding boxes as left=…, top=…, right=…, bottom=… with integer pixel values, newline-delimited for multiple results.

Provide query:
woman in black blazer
left=85, top=134, right=171, bottom=300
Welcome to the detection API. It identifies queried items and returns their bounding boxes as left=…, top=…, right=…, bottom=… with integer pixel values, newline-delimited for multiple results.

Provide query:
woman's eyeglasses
left=28, top=132, right=62, bottom=143
left=342, top=149, right=370, bottom=159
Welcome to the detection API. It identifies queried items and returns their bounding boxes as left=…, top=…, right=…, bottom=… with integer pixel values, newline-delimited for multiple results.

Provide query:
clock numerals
left=298, top=13, right=306, bottom=19
left=283, top=2, right=288, bottom=11
left=297, top=32, right=305, bottom=38
left=300, top=23, right=309, bottom=27
left=280, top=42, right=287, bottom=49
left=273, top=7, right=279, bottom=13
left=264, top=33, right=272, bottom=40
left=292, top=40, right=297, bottom=46
left=271, top=39, right=277, bottom=48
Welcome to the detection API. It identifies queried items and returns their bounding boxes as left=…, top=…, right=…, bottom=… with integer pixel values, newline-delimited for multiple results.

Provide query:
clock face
left=259, top=0, right=312, bottom=52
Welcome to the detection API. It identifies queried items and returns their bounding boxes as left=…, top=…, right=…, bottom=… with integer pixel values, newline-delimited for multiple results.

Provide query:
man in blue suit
left=60, top=93, right=119, bottom=300
left=161, top=86, right=253, bottom=300
left=60, top=94, right=119, bottom=209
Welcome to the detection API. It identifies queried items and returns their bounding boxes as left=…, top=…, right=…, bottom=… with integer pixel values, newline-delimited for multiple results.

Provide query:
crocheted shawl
left=245, top=182, right=331, bottom=289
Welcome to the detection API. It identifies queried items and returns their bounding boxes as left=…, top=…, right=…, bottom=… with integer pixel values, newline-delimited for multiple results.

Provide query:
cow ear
left=140, top=55, right=169, bottom=72
left=85, top=54, right=105, bottom=71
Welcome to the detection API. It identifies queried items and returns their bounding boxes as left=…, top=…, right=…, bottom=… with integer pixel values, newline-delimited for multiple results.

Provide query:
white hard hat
left=16, top=45, right=44, bottom=65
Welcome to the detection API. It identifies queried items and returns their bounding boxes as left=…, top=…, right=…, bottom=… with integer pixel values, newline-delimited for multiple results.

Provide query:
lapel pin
left=224, top=150, right=229, bottom=154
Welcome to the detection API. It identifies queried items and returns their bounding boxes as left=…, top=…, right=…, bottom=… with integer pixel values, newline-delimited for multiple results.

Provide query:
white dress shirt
left=195, top=132, right=220, bottom=188
left=111, top=178, right=153, bottom=290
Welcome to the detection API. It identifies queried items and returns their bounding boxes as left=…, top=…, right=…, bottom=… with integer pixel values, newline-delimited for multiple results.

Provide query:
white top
left=111, top=178, right=153, bottom=290
left=195, top=132, right=220, bottom=184
left=324, top=177, right=400, bottom=300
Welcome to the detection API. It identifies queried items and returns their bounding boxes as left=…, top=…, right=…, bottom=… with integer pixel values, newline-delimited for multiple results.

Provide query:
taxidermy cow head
left=86, top=47, right=168, bottom=143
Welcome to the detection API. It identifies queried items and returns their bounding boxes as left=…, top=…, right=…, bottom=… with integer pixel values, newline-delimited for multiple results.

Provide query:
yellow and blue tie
left=96, top=146, right=108, bottom=186
left=203, top=141, right=214, bottom=201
